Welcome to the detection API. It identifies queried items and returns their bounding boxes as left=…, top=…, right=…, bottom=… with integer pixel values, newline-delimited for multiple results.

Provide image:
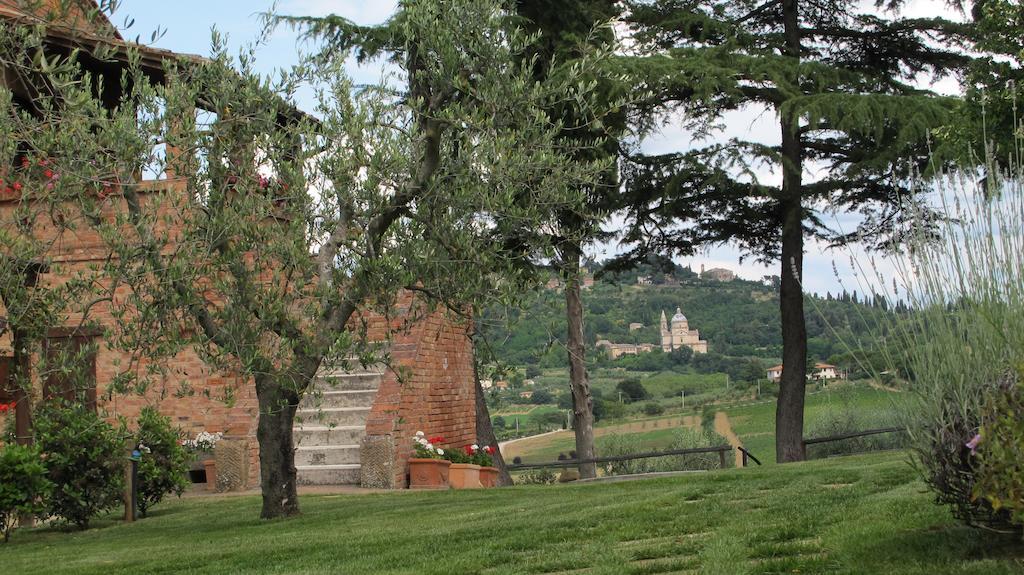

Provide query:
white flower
left=426, top=443, right=433, bottom=450
left=415, top=431, right=425, bottom=437
left=471, top=444, right=479, bottom=451
left=437, top=449, right=445, bottom=456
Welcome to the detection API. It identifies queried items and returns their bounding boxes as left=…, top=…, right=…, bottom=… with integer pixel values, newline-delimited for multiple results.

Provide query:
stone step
left=296, top=406, right=370, bottom=428
left=295, top=444, right=361, bottom=466
left=315, top=372, right=382, bottom=391
left=296, top=464, right=361, bottom=486
left=299, top=389, right=378, bottom=410
left=294, top=425, right=365, bottom=447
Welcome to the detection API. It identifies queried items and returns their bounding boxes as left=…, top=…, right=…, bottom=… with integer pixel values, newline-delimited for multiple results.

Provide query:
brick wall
left=0, top=180, right=478, bottom=489
left=362, top=298, right=477, bottom=487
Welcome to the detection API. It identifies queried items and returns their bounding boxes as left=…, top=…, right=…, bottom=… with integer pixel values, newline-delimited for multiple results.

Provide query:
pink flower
left=965, top=433, right=982, bottom=455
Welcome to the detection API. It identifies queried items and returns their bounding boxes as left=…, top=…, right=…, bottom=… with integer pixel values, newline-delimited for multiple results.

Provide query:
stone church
left=660, top=308, right=709, bottom=354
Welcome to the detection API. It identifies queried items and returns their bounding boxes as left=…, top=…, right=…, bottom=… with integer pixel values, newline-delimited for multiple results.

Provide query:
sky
left=112, top=0, right=962, bottom=298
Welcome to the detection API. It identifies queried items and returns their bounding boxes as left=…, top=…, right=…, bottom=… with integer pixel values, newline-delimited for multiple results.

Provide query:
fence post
left=741, top=449, right=747, bottom=468
left=718, top=448, right=726, bottom=469
left=125, top=449, right=141, bottom=522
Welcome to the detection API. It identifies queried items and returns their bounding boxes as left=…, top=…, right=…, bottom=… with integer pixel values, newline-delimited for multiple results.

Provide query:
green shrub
left=516, top=468, right=557, bottom=485
left=0, top=443, right=52, bottom=543
left=615, top=379, right=649, bottom=403
left=597, top=427, right=730, bottom=476
left=642, top=402, right=664, bottom=416
left=858, top=167, right=1024, bottom=532
left=134, top=406, right=190, bottom=517
left=33, top=404, right=126, bottom=529
left=974, top=376, right=1024, bottom=529
left=805, top=407, right=906, bottom=459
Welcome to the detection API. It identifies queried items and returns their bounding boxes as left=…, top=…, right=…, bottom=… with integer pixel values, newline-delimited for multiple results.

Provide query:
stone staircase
left=294, top=367, right=383, bottom=485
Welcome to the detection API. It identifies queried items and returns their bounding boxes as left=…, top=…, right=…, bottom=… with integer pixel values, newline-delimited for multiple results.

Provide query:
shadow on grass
left=864, top=523, right=1024, bottom=566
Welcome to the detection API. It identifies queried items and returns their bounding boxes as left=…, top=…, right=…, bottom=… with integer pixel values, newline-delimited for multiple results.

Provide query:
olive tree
left=2, top=0, right=610, bottom=518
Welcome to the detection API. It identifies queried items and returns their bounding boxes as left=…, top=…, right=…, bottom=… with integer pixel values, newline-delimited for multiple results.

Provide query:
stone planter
left=408, top=458, right=450, bottom=489
left=203, top=459, right=218, bottom=492
left=479, top=466, right=499, bottom=488
left=448, top=463, right=482, bottom=489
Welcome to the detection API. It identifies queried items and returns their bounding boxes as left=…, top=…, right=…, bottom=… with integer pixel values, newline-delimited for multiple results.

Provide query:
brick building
left=0, top=0, right=478, bottom=489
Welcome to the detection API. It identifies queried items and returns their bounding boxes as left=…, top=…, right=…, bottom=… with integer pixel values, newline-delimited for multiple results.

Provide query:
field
left=5, top=452, right=1022, bottom=574
left=502, top=383, right=905, bottom=466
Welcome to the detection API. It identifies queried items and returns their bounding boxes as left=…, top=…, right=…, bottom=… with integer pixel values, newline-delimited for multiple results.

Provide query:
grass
left=503, top=415, right=688, bottom=460
left=503, top=383, right=905, bottom=466
left=5, top=452, right=1022, bottom=574
left=724, top=384, right=905, bottom=465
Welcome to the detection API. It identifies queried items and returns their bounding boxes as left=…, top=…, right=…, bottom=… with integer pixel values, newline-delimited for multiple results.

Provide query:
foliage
left=465, top=444, right=496, bottom=467
left=480, top=271, right=902, bottom=370
left=32, top=404, right=125, bottom=530
left=865, top=165, right=1024, bottom=531
left=411, top=432, right=447, bottom=460
left=619, top=0, right=973, bottom=462
left=615, top=378, right=649, bottom=403
left=641, top=402, right=664, bottom=416
left=973, top=375, right=1024, bottom=529
left=2, top=0, right=617, bottom=517
left=133, top=407, right=190, bottom=517
left=530, top=389, right=553, bottom=405
left=805, top=406, right=906, bottom=460
left=515, top=467, right=558, bottom=485
left=0, top=443, right=51, bottom=543
left=181, top=431, right=223, bottom=453
left=596, top=427, right=728, bottom=476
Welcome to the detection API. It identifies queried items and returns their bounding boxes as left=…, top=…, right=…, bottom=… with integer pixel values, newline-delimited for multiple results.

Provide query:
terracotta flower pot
left=409, top=458, right=451, bottom=489
left=479, top=466, right=499, bottom=488
left=449, top=463, right=482, bottom=489
left=203, top=459, right=218, bottom=492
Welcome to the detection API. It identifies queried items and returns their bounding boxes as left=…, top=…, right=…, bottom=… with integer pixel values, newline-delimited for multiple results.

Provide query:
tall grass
left=847, top=165, right=1024, bottom=530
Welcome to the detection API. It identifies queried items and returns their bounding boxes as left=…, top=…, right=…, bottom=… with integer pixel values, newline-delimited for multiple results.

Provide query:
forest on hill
left=478, top=261, right=900, bottom=379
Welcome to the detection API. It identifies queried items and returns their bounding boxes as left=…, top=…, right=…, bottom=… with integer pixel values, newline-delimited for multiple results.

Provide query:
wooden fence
left=506, top=444, right=733, bottom=471
left=800, top=426, right=907, bottom=459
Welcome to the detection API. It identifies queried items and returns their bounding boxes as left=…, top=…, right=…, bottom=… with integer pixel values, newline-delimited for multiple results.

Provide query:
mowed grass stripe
left=4, top=451, right=1023, bottom=575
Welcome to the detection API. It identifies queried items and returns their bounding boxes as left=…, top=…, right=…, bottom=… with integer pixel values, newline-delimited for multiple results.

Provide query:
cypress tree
left=620, top=0, right=972, bottom=461
left=514, top=0, right=624, bottom=479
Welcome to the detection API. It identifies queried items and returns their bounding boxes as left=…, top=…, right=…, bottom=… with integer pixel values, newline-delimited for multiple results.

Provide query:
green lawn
left=5, top=452, right=1021, bottom=574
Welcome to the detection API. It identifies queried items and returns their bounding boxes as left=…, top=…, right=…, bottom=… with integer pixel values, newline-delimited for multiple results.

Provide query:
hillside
left=479, top=262, right=899, bottom=375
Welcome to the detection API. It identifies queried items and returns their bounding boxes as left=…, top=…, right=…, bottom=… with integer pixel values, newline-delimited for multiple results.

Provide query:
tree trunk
left=255, top=377, right=301, bottom=519
left=776, top=0, right=807, bottom=464
left=473, top=358, right=513, bottom=486
left=562, top=249, right=597, bottom=479
left=11, top=326, right=32, bottom=446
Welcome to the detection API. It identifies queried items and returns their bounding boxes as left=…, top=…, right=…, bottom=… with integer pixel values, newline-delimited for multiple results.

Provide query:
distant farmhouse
left=597, top=307, right=708, bottom=359
left=767, top=363, right=844, bottom=381
left=545, top=273, right=594, bottom=291
left=594, top=340, right=657, bottom=359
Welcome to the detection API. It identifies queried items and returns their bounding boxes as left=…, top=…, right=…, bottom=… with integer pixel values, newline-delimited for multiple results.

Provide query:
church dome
left=671, top=308, right=687, bottom=323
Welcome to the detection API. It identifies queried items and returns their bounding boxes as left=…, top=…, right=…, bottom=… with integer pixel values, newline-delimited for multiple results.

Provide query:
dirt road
left=713, top=411, right=744, bottom=468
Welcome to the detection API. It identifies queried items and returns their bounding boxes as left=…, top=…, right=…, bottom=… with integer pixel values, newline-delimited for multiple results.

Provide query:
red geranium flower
left=484, top=446, right=495, bottom=455
left=463, top=445, right=474, bottom=455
